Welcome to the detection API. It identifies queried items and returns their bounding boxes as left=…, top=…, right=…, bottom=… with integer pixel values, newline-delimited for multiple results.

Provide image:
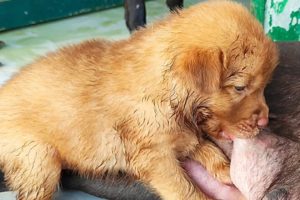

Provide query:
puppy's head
left=169, top=1, right=278, bottom=139
left=204, top=38, right=278, bottom=139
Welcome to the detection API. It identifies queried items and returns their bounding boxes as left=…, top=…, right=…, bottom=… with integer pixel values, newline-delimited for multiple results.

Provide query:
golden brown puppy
left=0, top=1, right=278, bottom=200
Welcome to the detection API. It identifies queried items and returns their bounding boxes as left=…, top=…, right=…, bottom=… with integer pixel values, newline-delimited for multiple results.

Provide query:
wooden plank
left=0, top=0, right=123, bottom=31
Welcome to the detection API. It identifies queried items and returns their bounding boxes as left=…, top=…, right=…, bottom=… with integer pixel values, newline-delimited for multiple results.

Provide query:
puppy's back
left=0, top=39, right=112, bottom=132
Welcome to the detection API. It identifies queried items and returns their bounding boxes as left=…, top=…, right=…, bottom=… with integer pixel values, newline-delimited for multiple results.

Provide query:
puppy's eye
left=234, top=86, right=246, bottom=92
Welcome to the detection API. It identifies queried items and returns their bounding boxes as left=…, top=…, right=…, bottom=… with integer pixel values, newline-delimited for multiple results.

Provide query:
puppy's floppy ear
left=173, top=48, right=225, bottom=93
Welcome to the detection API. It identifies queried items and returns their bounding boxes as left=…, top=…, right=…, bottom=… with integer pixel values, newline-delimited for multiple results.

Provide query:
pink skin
left=230, top=133, right=284, bottom=200
left=183, top=160, right=245, bottom=200
left=257, top=117, right=268, bottom=127
left=182, top=118, right=275, bottom=200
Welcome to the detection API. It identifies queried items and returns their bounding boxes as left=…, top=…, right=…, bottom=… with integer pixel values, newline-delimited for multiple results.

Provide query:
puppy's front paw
left=213, top=160, right=232, bottom=185
left=192, top=141, right=232, bottom=185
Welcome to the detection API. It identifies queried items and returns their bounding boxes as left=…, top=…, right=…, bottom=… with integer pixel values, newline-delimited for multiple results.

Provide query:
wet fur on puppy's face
left=167, top=1, right=279, bottom=139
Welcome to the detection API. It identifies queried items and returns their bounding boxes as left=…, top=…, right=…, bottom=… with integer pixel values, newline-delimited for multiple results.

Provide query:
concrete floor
left=0, top=190, right=103, bottom=200
left=0, top=0, right=204, bottom=85
left=0, top=0, right=250, bottom=85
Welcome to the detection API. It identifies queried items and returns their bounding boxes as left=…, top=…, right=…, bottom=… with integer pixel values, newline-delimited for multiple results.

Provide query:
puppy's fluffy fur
left=0, top=1, right=278, bottom=200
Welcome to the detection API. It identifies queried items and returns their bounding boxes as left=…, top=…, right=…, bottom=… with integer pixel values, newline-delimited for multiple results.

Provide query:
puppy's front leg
left=131, top=152, right=209, bottom=200
left=191, top=141, right=231, bottom=184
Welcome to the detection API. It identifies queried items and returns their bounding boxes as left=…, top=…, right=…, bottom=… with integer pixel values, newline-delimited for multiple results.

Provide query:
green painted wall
left=264, top=0, right=300, bottom=41
left=1, top=0, right=299, bottom=41
left=0, top=0, right=123, bottom=31
left=251, top=0, right=266, bottom=24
